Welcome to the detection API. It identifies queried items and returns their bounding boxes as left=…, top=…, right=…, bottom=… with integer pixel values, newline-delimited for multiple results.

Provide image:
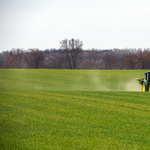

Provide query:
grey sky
left=0, top=0, right=150, bottom=51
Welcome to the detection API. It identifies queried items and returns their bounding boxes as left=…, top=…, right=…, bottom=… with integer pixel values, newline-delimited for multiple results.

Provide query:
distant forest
left=0, top=39, right=150, bottom=69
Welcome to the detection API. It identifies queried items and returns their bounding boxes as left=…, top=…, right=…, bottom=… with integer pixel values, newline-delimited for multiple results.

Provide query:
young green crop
left=1, top=91, right=150, bottom=149
left=0, top=69, right=147, bottom=91
left=0, top=69, right=150, bottom=149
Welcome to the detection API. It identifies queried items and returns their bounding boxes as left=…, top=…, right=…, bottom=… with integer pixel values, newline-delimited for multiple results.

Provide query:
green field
left=0, top=69, right=147, bottom=91
left=0, top=69, right=150, bottom=149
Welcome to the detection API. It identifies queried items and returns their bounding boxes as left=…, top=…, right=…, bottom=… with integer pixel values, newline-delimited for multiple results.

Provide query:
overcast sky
left=0, top=0, right=150, bottom=51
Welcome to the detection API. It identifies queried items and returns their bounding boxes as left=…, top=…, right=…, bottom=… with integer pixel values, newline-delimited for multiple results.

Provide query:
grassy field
left=0, top=69, right=150, bottom=149
left=0, top=69, right=147, bottom=91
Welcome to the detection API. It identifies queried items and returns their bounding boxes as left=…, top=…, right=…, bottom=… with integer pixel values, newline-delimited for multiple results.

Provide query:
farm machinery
left=137, top=71, right=150, bottom=92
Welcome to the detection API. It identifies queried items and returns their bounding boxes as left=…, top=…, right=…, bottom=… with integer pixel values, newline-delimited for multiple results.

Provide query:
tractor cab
left=145, top=72, right=150, bottom=81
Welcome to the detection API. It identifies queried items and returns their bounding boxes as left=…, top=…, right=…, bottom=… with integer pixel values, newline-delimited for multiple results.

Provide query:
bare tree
left=60, top=38, right=83, bottom=69
left=25, top=49, right=45, bottom=68
left=4, top=49, right=25, bottom=68
left=87, top=49, right=100, bottom=69
left=123, top=53, right=138, bottom=69
left=44, top=53, right=63, bottom=69
left=137, top=50, right=150, bottom=69
left=0, top=51, right=7, bottom=68
left=2, top=46, right=150, bottom=69
left=104, top=52, right=117, bottom=69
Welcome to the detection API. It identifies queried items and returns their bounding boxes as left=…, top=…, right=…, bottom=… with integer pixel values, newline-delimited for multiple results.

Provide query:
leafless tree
left=137, top=50, right=150, bottom=69
left=104, top=52, right=117, bottom=69
left=86, top=49, right=100, bottom=69
left=44, top=52, right=63, bottom=69
left=0, top=51, right=7, bottom=68
left=123, top=53, right=138, bottom=69
left=25, top=49, right=45, bottom=68
left=60, top=38, right=83, bottom=69
left=2, top=46, right=150, bottom=69
left=4, top=49, right=25, bottom=68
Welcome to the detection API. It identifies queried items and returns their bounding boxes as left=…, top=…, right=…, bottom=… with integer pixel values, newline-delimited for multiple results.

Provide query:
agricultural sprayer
left=137, top=71, right=150, bottom=91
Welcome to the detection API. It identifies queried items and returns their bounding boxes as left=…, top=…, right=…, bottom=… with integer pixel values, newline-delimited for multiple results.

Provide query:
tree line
left=0, top=38, right=150, bottom=69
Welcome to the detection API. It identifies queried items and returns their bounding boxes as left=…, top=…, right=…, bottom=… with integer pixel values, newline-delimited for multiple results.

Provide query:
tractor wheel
left=142, top=82, right=146, bottom=92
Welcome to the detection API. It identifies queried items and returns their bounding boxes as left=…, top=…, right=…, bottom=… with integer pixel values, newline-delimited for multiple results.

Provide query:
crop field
left=0, top=69, right=150, bottom=149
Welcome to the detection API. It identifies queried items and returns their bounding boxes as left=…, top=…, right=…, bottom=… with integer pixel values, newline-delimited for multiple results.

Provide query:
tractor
left=137, top=71, right=150, bottom=92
